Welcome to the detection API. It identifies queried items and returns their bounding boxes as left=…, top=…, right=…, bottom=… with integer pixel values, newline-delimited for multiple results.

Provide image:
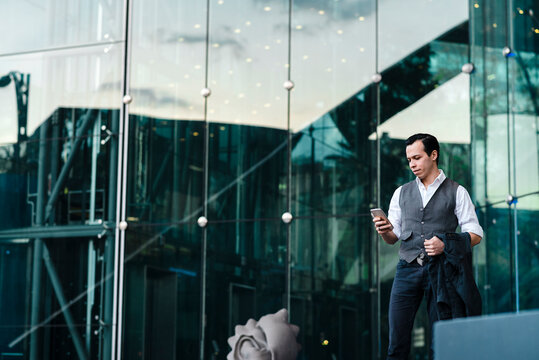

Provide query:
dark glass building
left=0, top=0, right=537, bottom=359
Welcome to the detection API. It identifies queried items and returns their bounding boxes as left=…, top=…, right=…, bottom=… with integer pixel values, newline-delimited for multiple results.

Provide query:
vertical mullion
left=199, top=0, right=211, bottom=358
left=507, top=0, right=520, bottom=313
left=285, top=0, right=293, bottom=317
left=112, top=0, right=133, bottom=358
left=374, top=0, right=381, bottom=358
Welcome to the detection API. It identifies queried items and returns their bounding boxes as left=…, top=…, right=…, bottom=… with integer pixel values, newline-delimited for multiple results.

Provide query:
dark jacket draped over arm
left=427, top=232, right=482, bottom=320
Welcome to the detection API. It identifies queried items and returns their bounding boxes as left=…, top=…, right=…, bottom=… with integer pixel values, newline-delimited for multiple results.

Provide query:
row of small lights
left=196, top=2, right=539, bottom=36
left=187, top=3, right=367, bottom=36
left=177, top=56, right=359, bottom=71
left=177, top=33, right=363, bottom=83
left=121, top=4, right=531, bottom=129
left=474, top=4, right=538, bottom=33
left=171, top=5, right=532, bottom=102
left=185, top=5, right=538, bottom=36
left=174, top=4, right=535, bottom=95
left=176, top=5, right=367, bottom=81
left=214, top=0, right=365, bottom=20
left=188, top=24, right=356, bottom=35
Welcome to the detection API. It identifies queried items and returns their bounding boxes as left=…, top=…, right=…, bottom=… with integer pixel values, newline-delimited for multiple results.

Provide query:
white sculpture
left=227, top=309, right=301, bottom=360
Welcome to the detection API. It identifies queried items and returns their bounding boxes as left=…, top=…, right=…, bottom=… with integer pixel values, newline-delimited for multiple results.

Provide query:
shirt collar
left=415, top=169, right=445, bottom=188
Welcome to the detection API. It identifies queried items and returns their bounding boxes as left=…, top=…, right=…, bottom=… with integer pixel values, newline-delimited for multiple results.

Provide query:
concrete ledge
left=434, top=311, right=539, bottom=360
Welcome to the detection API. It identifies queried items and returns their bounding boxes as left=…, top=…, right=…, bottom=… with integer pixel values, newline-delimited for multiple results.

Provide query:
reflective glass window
left=0, top=0, right=124, bottom=55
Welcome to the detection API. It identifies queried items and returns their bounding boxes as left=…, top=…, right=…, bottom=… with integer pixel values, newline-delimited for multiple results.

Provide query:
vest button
left=420, top=208, right=424, bottom=212
left=421, top=234, right=425, bottom=237
left=421, top=221, right=425, bottom=224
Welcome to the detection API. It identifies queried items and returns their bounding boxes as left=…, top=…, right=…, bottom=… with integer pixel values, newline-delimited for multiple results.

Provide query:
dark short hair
left=405, top=133, right=440, bottom=164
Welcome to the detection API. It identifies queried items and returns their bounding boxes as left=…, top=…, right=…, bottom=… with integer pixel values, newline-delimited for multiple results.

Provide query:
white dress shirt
left=388, top=170, right=484, bottom=239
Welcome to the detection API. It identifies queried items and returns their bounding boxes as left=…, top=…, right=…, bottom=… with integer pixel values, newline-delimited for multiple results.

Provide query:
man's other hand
left=424, top=236, right=444, bottom=256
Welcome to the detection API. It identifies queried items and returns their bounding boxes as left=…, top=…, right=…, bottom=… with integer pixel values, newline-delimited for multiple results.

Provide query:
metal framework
left=6, top=106, right=121, bottom=360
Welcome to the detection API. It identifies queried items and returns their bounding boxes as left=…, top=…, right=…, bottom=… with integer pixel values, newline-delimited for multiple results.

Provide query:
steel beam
left=29, top=120, right=48, bottom=360
left=42, top=246, right=88, bottom=360
left=0, top=224, right=111, bottom=240
left=89, top=112, right=102, bottom=224
left=44, top=109, right=98, bottom=223
left=49, top=112, right=61, bottom=226
left=103, top=110, right=119, bottom=360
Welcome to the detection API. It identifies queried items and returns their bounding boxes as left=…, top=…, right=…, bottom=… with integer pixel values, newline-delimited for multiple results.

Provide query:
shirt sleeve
left=388, top=186, right=402, bottom=239
left=455, top=186, right=484, bottom=238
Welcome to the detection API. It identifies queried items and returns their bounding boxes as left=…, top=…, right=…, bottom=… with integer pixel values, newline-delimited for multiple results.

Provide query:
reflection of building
left=0, top=1, right=537, bottom=359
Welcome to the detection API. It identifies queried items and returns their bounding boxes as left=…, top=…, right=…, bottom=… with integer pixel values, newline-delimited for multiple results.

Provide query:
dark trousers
left=387, top=259, right=439, bottom=360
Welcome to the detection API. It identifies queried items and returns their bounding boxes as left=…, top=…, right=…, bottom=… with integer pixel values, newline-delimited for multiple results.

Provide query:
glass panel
left=206, top=0, right=289, bottom=222
left=0, top=36, right=122, bottom=360
left=0, top=236, right=113, bottom=359
left=379, top=0, right=468, bottom=70
left=290, top=0, right=376, bottom=132
left=481, top=204, right=512, bottom=313
left=290, top=217, right=372, bottom=359
left=206, top=123, right=287, bottom=222
left=125, top=8, right=209, bottom=357
left=125, top=116, right=204, bottom=225
left=207, top=0, right=288, bottom=128
left=204, top=220, right=286, bottom=358
left=470, top=0, right=510, bottom=207
left=290, top=0, right=376, bottom=217
left=0, top=0, right=124, bottom=55
left=0, top=241, right=31, bottom=356
left=123, top=223, right=202, bottom=359
left=509, top=0, right=539, bottom=311
left=516, top=195, right=539, bottom=311
left=469, top=2, right=489, bottom=306
left=291, top=87, right=376, bottom=215
left=470, top=0, right=514, bottom=315
left=508, top=3, right=539, bottom=206
left=484, top=116, right=510, bottom=206
left=129, top=0, right=206, bottom=121
left=0, top=43, right=123, bottom=156
left=377, top=24, right=470, bottom=149
left=0, top=109, right=119, bottom=230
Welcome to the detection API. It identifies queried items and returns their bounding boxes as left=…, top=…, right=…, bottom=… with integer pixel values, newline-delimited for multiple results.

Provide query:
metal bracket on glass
left=93, top=315, right=107, bottom=335
left=281, top=212, right=293, bottom=224
left=122, top=94, right=133, bottom=104
left=502, top=46, right=515, bottom=58
left=371, top=73, right=382, bottom=84
left=201, top=88, right=212, bottom=97
left=100, top=125, right=114, bottom=145
left=0, top=223, right=112, bottom=240
left=461, top=63, right=475, bottom=74
left=506, top=194, right=518, bottom=205
left=118, top=221, right=128, bottom=231
left=283, top=80, right=295, bottom=90
left=197, top=216, right=208, bottom=228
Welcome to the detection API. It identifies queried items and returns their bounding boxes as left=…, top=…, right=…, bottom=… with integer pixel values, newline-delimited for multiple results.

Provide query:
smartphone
left=370, top=208, right=388, bottom=221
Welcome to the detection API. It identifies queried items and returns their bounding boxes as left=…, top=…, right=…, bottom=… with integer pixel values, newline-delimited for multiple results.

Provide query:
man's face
left=405, top=140, right=437, bottom=179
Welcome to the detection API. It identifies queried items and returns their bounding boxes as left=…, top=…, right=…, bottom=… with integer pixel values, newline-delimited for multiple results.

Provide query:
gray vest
left=398, top=178, right=459, bottom=262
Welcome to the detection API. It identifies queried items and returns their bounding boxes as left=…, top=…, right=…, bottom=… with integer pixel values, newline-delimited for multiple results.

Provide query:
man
left=373, top=133, right=483, bottom=359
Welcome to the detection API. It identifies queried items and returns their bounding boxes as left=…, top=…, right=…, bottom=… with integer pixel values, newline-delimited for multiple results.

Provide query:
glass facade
left=470, top=0, right=539, bottom=315
left=0, top=1, right=537, bottom=360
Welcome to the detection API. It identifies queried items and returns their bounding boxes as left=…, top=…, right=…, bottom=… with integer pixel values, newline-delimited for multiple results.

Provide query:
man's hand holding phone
left=370, top=208, right=393, bottom=234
